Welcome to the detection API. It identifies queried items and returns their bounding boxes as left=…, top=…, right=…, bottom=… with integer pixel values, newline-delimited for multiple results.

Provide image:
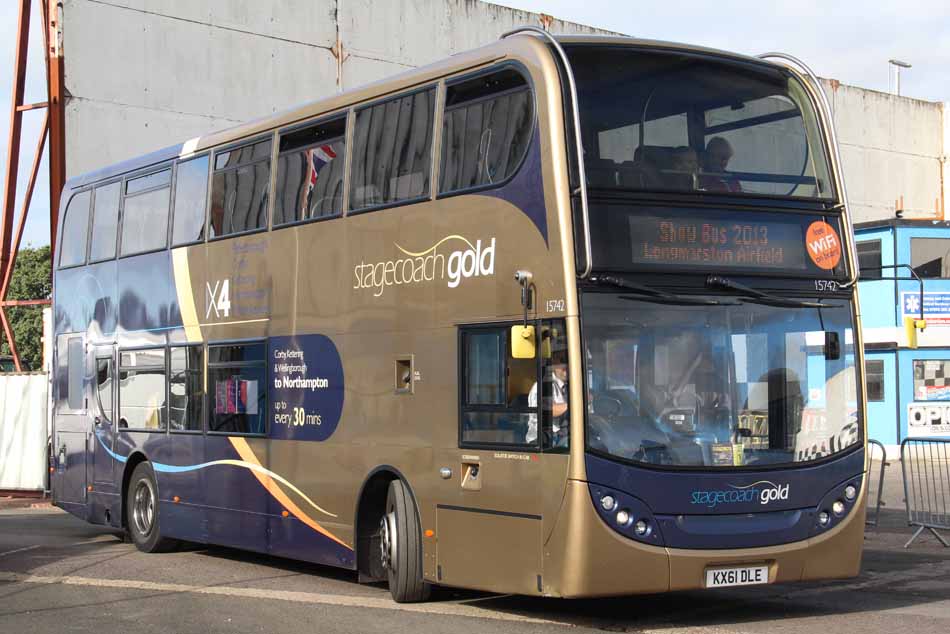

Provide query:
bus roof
left=64, top=33, right=786, bottom=193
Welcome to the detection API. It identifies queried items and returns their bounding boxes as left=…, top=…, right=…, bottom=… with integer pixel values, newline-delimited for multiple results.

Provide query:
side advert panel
left=268, top=334, right=345, bottom=441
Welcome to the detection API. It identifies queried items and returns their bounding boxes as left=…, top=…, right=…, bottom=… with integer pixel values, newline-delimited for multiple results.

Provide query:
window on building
left=119, top=348, right=167, bottom=430
left=89, top=182, right=120, bottom=262
left=913, top=359, right=950, bottom=401
left=857, top=239, right=882, bottom=281
left=459, top=323, right=570, bottom=448
left=169, top=346, right=204, bottom=431
left=210, top=139, right=272, bottom=238
left=59, top=191, right=91, bottom=268
left=96, top=356, right=113, bottom=420
left=120, top=169, right=172, bottom=256
left=911, top=238, right=950, bottom=279
left=350, top=88, right=436, bottom=211
left=208, top=342, right=266, bottom=434
left=275, top=117, right=346, bottom=225
left=440, top=69, right=534, bottom=194
left=865, top=359, right=885, bottom=402
left=172, top=155, right=210, bottom=246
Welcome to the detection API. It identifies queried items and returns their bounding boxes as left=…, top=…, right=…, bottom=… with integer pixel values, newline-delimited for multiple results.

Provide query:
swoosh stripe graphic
left=172, top=247, right=202, bottom=343
left=394, top=234, right=476, bottom=257
left=729, top=480, right=779, bottom=490
left=228, top=437, right=350, bottom=549
left=94, top=432, right=350, bottom=549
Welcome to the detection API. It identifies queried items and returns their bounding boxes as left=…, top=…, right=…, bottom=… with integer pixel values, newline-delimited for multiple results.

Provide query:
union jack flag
left=300, top=144, right=337, bottom=216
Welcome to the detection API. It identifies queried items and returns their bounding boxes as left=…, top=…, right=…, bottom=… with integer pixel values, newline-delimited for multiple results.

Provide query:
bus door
left=434, top=322, right=567, bottom=594
left=91, top=345, right=117, bottom=489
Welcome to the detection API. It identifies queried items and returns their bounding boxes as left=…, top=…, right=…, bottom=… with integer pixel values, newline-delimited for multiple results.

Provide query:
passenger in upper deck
left=700, top=136, right=742, bottom=193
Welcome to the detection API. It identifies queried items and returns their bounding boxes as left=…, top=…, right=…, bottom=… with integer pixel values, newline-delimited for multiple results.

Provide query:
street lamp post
left=889, top=59, right=912, bottom=96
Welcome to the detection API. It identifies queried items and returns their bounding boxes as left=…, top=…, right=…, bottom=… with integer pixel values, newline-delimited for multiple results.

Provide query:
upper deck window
left=275, top=117, right=346, bottom=225
left=59, top=191, right=91, bottom=268
left=172, top=155, right=210, bottom=246
left=211, top=139, right=272, bottom=237
left=89, top=182, right=120, bottom=261
left=350, top=88, right=436, bottom=211
left=567, top=45, right=833, bottom=200
left=121, top=168, right=172, bottom=256
left=440, top=69, right=534, bottom=194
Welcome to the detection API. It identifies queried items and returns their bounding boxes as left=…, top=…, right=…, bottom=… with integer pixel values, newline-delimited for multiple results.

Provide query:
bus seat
left=586, top=157, right=621, bottom=188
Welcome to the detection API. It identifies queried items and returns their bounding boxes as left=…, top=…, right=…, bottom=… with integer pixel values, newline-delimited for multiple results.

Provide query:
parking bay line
left=0, top=571, right=564, bottom=626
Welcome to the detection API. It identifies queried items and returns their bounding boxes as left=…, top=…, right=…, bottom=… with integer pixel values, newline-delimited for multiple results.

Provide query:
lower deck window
left=208, top=343, right=266, bottom=434
left=119, top=348, right=167, bottom=430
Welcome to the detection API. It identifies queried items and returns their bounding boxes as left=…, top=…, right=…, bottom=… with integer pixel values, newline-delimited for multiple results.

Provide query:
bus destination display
left=629, top=214, right=810, bottom=271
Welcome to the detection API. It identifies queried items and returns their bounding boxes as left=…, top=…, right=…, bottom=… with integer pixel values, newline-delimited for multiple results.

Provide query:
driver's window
left=96, top=356, right=113, bottom=422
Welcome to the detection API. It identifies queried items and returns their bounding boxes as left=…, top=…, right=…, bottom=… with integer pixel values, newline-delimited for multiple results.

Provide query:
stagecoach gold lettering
left=353, top=236, right=496, bottom=297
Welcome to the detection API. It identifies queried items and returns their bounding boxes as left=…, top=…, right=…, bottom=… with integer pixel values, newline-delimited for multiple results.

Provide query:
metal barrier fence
left=901, top=437, right=950, bottom=548
left=866, top=439, right=888, bottom=528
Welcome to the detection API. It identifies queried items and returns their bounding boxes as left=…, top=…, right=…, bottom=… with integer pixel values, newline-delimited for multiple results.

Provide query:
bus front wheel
left=380, top=479, right=431, bottom=603
left=126, top=462, right=177, bottom=553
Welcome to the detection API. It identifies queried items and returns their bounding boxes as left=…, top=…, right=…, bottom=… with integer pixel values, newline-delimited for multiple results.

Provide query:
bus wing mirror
left=511, top=325, right=536, bottom=359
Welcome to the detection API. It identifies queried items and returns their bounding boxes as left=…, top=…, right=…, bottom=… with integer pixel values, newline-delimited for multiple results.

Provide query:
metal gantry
left=0, top=0, right=65, bottom=371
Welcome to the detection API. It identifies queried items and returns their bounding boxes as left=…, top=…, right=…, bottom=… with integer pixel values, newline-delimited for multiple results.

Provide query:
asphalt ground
left=1, top=461, right=948, bottom=634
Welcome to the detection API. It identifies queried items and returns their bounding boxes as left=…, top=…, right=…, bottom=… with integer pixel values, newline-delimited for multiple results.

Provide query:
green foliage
left=0, top=245, right=51, bottom=371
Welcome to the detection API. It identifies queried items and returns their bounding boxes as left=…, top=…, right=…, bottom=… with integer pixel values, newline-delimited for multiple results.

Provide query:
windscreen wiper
left=706, top=275, right=839, bottom=309
left=590, top=275, right=737, bottom=306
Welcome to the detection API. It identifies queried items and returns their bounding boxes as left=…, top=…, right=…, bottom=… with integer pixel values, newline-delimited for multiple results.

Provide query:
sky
left=493, top=0, right=950, bottom=102
left=2, top=1, right=948, bottom=249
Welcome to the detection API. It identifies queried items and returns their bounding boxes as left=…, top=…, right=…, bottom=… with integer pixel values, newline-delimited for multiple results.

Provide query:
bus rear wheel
left=380, top=479, right=431, bottom=603
left=126, top=462, right=177, bottom=553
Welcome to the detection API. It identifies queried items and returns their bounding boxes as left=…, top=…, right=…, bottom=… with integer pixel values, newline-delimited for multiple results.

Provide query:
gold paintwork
left=95, top=32, right=865, bottom=597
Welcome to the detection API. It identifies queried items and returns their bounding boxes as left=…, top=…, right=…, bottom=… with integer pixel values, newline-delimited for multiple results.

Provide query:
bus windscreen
left=567, top=45, right=834, bottom=200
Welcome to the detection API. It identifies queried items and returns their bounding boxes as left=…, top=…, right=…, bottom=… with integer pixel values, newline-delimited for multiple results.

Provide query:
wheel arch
left=119, top=451, right=150, bottom=529
left=353, top=465, right=422, bottom=581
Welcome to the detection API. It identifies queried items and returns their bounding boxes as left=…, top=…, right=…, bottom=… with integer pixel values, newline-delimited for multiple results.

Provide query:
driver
left=700, top=136, right=742, bottom=193
left=526, top=352, right=569, bottom=447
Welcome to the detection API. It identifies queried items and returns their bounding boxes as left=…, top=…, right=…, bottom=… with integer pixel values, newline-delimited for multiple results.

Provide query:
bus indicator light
left=424, top=530, right=435, bottom=538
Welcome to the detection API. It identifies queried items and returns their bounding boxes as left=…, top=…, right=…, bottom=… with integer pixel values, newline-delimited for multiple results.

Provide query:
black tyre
left=126, top=462, right=177, bottom=553
left=380, top=479, right=431, bottom=602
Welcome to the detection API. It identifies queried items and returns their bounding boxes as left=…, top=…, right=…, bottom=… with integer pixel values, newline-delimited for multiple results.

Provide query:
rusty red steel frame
left=0, top=0, right=65, bottom=371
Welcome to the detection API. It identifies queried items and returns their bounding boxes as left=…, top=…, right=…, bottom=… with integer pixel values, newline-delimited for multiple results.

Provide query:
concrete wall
left=823, top=79, right=946, bottom=223
left=61, top=0, right=613, bottom=178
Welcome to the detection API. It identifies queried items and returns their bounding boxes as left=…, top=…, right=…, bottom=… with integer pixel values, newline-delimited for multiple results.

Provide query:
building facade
left=857, top=220, right=950, bottom=451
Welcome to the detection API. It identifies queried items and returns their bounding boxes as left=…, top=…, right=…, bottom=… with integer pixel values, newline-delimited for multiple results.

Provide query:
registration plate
left=705, top=565, right=769, bottom=588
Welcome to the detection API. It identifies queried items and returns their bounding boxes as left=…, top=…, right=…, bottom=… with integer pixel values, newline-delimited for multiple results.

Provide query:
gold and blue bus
left=51, top=31, right=867, bottom=602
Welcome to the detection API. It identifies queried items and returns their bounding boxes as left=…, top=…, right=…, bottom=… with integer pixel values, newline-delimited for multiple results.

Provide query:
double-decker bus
left=51, top=30, right=866, bottom=602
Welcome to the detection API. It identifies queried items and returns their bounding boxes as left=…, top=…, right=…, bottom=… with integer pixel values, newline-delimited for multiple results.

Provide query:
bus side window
left=118, top=348, right=167, bottom=430
left=275, top=117, right=346, bottom=226
left=172, top=155, right=210, bottom=246
left=59, top=190, right=91, bottom=268
left=459, top=326, right=536, bottom=448
left=440, top=68, right=534, bottom=194
left=207, top=342, right=266, bottom=435
left=89, top=182, right=120, bottom=261
left=120, top=168, right=172, bottom=256
left=169, top=346, right=205, bottom=431
left=64, top=336, right=84, bottom=411
left=210, top=139, right=272, bottom=238
left=350, top=88, right=436, bottom=211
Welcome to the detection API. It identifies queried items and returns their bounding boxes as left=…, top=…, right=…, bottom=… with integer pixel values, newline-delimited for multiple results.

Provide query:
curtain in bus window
left=89, top=182, right=120, bottom=261
left=275, top=139, right=345, bottom=225
left=172, top=155, right=209, bottom=245
left=119, top=349, right=167, bottom=430
left=440, top=88, right=532, bottom=193
left=350, top=89, right=435, bottom=210
left=59, top=191, right=91, bottom=267
left=121, top=185, right=170, bottom=256
left=169, top=346, right=204, bottom=431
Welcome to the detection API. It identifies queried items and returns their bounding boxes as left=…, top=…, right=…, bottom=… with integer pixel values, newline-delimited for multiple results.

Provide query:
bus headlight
left=616, top=509, right=632, bottom=526
left=601, top=495, right=617, bottom=511
left=844, top=485, right=857, bottom=501
left=634, top=519, right=650, bottom=536
left=832, top=500, right=846, bottom=516
left=818, top=511, right=830, bottom=526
